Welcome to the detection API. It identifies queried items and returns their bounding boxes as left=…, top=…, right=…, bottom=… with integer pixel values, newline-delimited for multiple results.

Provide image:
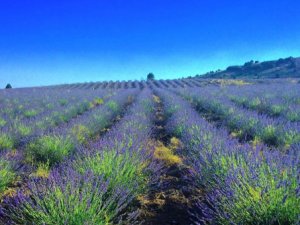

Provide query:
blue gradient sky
left=1, top=1, right=300, bottom=87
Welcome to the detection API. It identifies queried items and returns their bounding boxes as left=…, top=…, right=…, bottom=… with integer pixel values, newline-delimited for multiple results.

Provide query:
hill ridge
left=199, top=56, right=300, bottom=79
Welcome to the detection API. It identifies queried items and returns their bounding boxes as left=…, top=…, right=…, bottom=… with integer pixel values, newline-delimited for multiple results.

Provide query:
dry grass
left=169, top=137, right=183, bottom=150
left=30, top=163, right=50, bottom=178
left=154, top=141, right=182, bottom=166
left=211, top=79, right=252, bottom=86
left=153, top=95, right=161, bottom=103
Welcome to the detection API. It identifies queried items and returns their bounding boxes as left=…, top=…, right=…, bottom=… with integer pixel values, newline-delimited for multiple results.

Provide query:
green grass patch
left=270, top=105, right=284, bottom=116
left=26, top=135, right=74, bottom=166
left=17, top=124, right=32, bottom=136
left=71, top=124, right=91, bottom=145
left=46, top=103, right=54, bottom=109
left=249, top=97, right=261, bottom=109
left=30, top=163, right=50, bottom=178
left=0, top=118, right=6, bottom=127
left=58, top=99, right=68, bottom=106
left=74, top=149, right=149, bottom=195
left=24, top=109, right=38, bottom=118
left=93, top=97, right=104, bottom=106
left=0, top=159, right=16, bottom=197
left=107, top=100, right=119, bottom=113
left=0, top=133, right=14, bottom=150
left=287, top=112, right=300, bottom=122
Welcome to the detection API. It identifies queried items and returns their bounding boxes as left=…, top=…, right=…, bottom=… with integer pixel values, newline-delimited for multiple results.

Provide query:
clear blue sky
left=1, top=0, right=300, bottom=87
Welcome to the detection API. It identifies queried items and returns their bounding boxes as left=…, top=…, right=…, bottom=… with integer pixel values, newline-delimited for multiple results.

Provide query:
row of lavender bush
left=0, top=89, right=108, bottom=128
left=157, top=88, right=300, bottom=225
left=175, top=86, right=300, bottom=149
left=0, top=88, right=161, bottom=224
left=0, top=89, right=137, bottom=201
left=0, top=89, right=113, bottom=151
left=224, top=83, right=300, bottom=122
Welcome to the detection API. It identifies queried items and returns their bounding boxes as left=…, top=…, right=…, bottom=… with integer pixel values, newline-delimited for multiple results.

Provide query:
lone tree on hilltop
left=147, top=73, right=155, bottom=81
left=5, top=83, right=12, bottom=89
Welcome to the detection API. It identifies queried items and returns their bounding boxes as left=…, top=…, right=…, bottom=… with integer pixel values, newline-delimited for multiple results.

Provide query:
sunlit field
left=0, top=78, right=299, bottom=225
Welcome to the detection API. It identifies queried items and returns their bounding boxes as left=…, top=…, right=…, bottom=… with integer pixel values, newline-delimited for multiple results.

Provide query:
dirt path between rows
left=138, top=94, right=197, bottom=225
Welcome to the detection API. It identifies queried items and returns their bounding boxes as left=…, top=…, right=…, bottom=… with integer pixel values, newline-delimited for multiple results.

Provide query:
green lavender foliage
left=73, top=147, right=149, bottom=196
left=4, top=170, right=130, bottom=225
left=26, top=135, right=74, bottom=166
left=0, top=159, right=15, bottom=196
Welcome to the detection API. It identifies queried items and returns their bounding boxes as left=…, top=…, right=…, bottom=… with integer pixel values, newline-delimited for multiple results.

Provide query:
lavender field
left=0, top=78, right=299, bottom=225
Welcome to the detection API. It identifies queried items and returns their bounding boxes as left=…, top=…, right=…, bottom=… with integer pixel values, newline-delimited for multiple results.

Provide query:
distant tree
left=147, top=73, right=155, bottom=81
left=5, top=83, right=12, bottom=89
left=244, top=60, right=254, bottom=67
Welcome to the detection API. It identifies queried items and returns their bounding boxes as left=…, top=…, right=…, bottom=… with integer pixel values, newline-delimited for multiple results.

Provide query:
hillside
left=54, top=56, right=300, bottom=90
left=199, top=56, right=300, bottom=79
left=6, top=57, right=300, bottom=90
